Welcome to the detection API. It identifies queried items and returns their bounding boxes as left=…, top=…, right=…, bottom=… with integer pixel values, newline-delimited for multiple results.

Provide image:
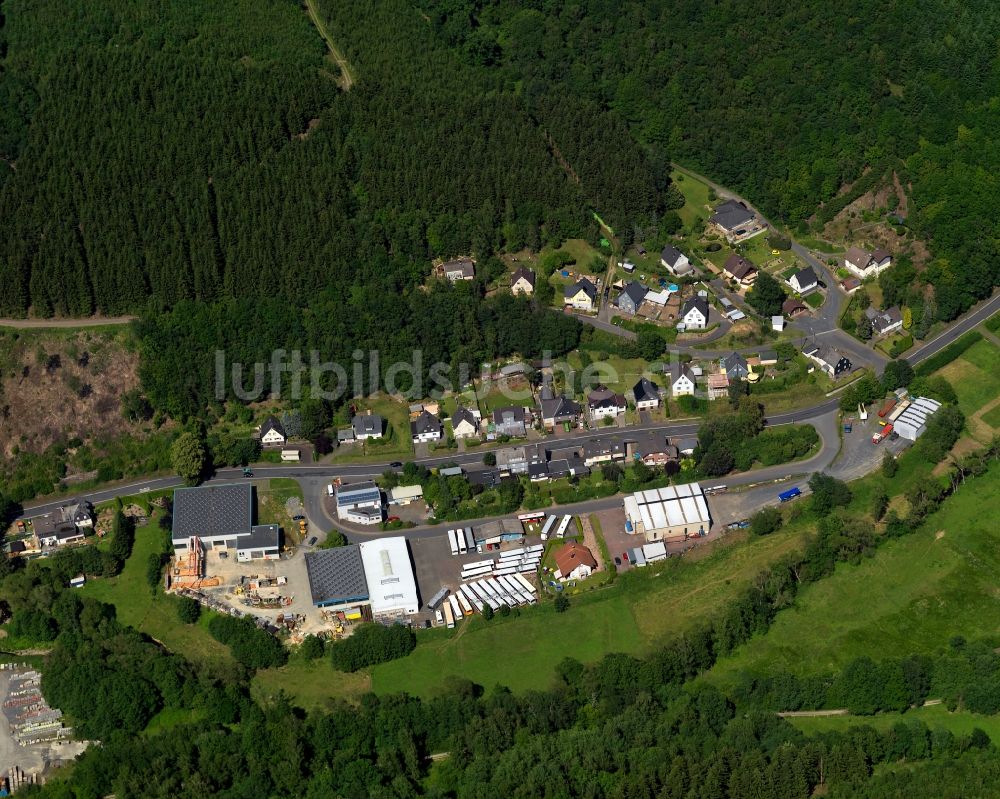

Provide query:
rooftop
left=171, top=483, right=253, bottom=543
left=304, top=546, right=369, bottom=606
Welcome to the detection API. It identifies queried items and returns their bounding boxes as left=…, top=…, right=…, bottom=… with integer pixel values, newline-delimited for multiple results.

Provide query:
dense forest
left=0, top=0, right=663, bottom=317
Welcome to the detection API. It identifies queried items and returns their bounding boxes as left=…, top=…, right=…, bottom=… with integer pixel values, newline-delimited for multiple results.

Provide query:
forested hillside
left=0, top=0, right=662, bottom=316
left=412, top=0, right=1000, bottom=318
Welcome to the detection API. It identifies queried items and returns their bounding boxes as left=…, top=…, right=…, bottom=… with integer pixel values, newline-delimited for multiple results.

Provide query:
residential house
left=865, top=306, right=904, bottom=337
left=666, top=363, right=697, bottom=397
left=676, top=437, right=699, bottom=456
left=758, top=349, right=778, bottom=367
left=554, top=542, right=598, bottom=581
left=450, top=407, right=481, bottom=440
left=624, top=431, right=677, bottom=466
left=843, top=247, right=892, bottom=278
left=442, top=258, right=475, bottom=281
left=410, top=410, right=443, bottom=443
left=539, top=394, right=582, bottom=428
left=511, top=267, right=536, bottom=296
left=493, top=406, right=529, bottom=437
left=564, top=278, right=598, bottom=311
left=722, top=254, right=758, bottom=285
left=707, top=373, right=730, bottom=400
left=720, top=352, right=750, bottom=381
left=582, top=437, right=627, bottom=467
left=496, top=446, right=529, bottom=475
left=802, top=341, right=852, bottom=377
left=709, top=199, right=761, bottom=242
left=259, top=416, right=287, bottom=447
left=466, top=468, right=504, bottom=488
left=616, top=281, right=648, bottom=315
left=587, top=386, right=627, bottom=421
left=788, top=266, right=818, bottom=294
left=660, top=245, right=693, bottom=275
left=644, top=288, right=670, bottom=307
left=351, top=412, right=384, bottom=440
left=679, top=296, right=709, bottom=329
left=632, top=377, right=661, bottom=410
left=782, top=298, right=809, bottom=318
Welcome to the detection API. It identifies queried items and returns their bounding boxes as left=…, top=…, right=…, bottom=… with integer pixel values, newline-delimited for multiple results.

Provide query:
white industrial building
left=893, top=397, right=942, bottom=441
left=623, top=482, right=711, bottom=542
left=388, top=485, right=424, bottom=505
left=358, top=537, right=420, bottom=617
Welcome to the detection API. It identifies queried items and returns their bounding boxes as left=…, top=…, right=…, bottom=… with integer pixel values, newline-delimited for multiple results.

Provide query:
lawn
left=670, top=170, right=712, bottom=227
left=706, top=463, right=1000, bottom=690
left=369, top=523, right=809, bottom=698
left=566, top=353, right=651, bottom=395
left=788, top=704, right=1000, bottom=742
left=334, top=396, right=414, bottom=462
left=256, top=477, right=304, bottom=544
left=252, top=658, right=371, bottom=711
left=803, top=292, right=824, bottom=308
left=937, top=339, right=1000, bottom=417
left=980, top=402, right=1000, bottom=431
left=80, top=513, right=235, bottom=670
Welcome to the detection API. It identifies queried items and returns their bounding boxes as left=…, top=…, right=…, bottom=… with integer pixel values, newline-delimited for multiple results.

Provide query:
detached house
left=34, top=498, right=94, bottom=548
left=802, top=342, right=852, bottom=377
left=709, top=199, right=763, bottom=242
left=843, top=247, right=892, bottom=278
left=788, top=266, right=819, bottom=294
left=632, top=377, right=661, bottom=410
left=554, top=542, right=598, bottom=581
left=782, top=298, right=809, bottom=318
left=660, top=245, right=693, bottom=276
left=588, top=386, right=627, bottom=421
left=259, top=416, right=287, bottom=447
left=493, top=406, right=529, bottom=438
left=564, top=278, right=598, bottom=312
left=722, top=254, right=758, bottom=285
left=865, top=306, right=904, bottom=337
left=679, top=296, right=709, bottom=329
left=410, top=410, right=443, bottom=443
left=351, top=412, right=384, bottom=441
left=451, top=406, right=481, bottom=440
left=511, top=267, right=536, bottom=296
left=720, top=352, right=750, bottom=381
left=616, top=281, right=648, bottom=315
left=442, top=258, right=475, bottom=281
left=666, top=363, right=697, bottom=397
left=539, top=394, right=582, bottom=428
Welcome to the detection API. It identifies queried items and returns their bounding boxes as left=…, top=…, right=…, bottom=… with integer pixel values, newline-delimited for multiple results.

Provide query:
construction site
left=0, top=664, right=90, bottom=794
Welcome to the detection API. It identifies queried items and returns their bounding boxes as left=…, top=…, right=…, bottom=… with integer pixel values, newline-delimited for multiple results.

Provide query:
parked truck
left=778, top=487, right=802, bottom=503
left=873, top=423, right=893, bottom=444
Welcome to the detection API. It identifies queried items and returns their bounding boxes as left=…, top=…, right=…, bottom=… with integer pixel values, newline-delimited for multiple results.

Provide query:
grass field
left=937, top=339, right=1000, bottom=417
left=788, top=704, right=1000, bottom=741
left=981, top=403, right=1000, bottom=431
left=706, top=463, right=1000, bottom=690
left=671, top=170, right=712, bottom=227
left=80, top=513, right=235, bottom=669
left=256, top=477, right=303, bottom=542
left=252, top=657, right=371, bottom=711
left=334, top=396, right=414, bottom=462
left=369, top=524, right=809, bottom=698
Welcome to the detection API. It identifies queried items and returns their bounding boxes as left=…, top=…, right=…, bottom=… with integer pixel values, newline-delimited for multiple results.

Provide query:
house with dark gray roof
left=539, top=395, right=582, bottom=428
left=679, top=296, right=710, bottom=329
left=587, top=386, right=627, bottom=420
left=666, top=363, right=697, bottom=397
left=632, top=377, right=661, bottom=410
left=616, top=281, right=648, bottom=315
left=802, top=341, right=852, bottom=377
left=865, top=306, right=904, bottom=337
left=660, top=245, right=692, bottom=275
left=352, top=413, right=384, bottom=440
left=709, top=199, right=762, bottom=242
left=259, top=416, right=286, bottom=446
left=442, top=258, right=475, bottom=281
left=451, top=406, right=480, bottom=440
left=788, top=266, right=818, bottom=294
left=410, top=410, right=443, bottom=443
left=511, top=267, right=536, bottom=295
left=564, top=278, right=598, bottom=311
left=722, top=254, right=758, bottom=285
left=721, top=352, right=750, bottom=380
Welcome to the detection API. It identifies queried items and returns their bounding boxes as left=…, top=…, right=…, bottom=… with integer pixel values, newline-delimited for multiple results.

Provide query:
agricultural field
left=936, top=338, right=1000, bottom=422
left=369, top=524, right=808, bottom=698
left=706, top=463, right=1000, bottom=690
left=79, top=513, right=235, bottom=670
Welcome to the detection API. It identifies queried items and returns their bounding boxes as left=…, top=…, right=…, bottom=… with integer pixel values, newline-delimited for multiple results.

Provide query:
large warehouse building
left=171, top=483, right=280, bottom=561
left=305, top=536, right=419, bottom=618
left=624, top=483, right=711, bottom=542
left=893, top=397, right=942, bottom=441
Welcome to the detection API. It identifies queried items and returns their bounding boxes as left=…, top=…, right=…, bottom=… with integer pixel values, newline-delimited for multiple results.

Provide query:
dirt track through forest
left=304, top=0, right=355, bottom=91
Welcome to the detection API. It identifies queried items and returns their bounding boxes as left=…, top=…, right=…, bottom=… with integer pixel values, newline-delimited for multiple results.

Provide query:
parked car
left=307, top=536, right=317, bottom=546
left=622, top=552, right=629, bottom=563
left=292, top=514, right=305, bottom=521
left=614, top=556, right=622, bottom=566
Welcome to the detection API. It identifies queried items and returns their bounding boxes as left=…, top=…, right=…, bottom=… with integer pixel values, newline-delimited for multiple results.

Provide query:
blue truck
left=778, top=487, right=802, bottom=503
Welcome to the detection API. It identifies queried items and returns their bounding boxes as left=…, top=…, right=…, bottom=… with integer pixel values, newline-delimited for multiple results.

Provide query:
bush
left=299, top=635, right=325, bottom=660
left=329, top=623, right=416, bottom=672
left=750, top=507, right=783, bottom=536
left=177, top=596, right=201, bottom=624
left=207, top=615, right=287, bottom=669
left=554, top=593, right=570, bottom=613
left=321, top=531, right=349, bottom=548
left=888, top=334, right=913, bottom=358
left=808, top=472, right=852, bottom=514
left=915, top=331, right=982, bottom=377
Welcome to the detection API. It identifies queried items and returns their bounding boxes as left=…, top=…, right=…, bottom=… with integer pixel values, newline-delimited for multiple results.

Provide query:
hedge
left=915, top=331, right=982, bottom=377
